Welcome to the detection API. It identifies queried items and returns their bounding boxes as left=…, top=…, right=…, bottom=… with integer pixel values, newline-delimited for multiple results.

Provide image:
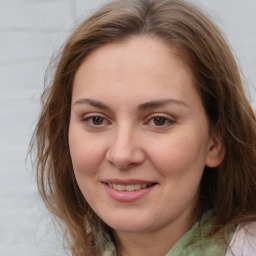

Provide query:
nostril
left=105, top=145, right=146, bottom=168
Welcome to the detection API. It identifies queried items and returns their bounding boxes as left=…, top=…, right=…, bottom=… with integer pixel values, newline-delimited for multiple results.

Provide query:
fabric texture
left=226, top=222, right=256, bottom=256
left=100, top=211, right=256, bottom=256
left=165, top=211, right=232, bottom=256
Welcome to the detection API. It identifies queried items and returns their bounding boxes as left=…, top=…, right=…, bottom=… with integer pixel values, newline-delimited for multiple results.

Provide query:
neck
left=114, top=209, right=198, bottom=256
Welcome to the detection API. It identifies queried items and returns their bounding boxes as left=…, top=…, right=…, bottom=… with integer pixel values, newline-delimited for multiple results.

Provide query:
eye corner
left=144, top=113, right=177, bottom=129
left=81, top=113, right=112, bottom=130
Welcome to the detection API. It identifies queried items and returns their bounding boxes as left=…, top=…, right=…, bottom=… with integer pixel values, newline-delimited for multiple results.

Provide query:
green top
left=100, top=211, right=233, bottom=256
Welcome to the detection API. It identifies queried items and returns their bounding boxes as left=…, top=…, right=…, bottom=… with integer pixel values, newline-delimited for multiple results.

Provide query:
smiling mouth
left=106, top=183, right=155, bottom=191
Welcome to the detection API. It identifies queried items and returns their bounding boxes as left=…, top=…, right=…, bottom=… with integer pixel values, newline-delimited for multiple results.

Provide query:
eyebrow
left=73, top=98, right=188, bottom=110
left=138, top=99, right=188, bottom=110
left=73, top=98, right=110, bottom=110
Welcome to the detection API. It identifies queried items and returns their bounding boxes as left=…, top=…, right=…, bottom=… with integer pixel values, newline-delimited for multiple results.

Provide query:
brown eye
left=153, top=117, right=167, bottom=126
left=92, top=116, right=104, bottom=125
left=83, top=116, right=107, bottom=127
left=82, top=115, right=110, bottom=129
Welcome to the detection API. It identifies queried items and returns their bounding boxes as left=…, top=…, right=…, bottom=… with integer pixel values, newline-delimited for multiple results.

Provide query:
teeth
left=117, top=184, right=125, bottom=191
left=126, top=184, right=135, bottom=191
left=141, top=184, right=147, bottom=189
left=134, top=184, right=141, bottom=190
left=108, top=183, right=152, bottom=191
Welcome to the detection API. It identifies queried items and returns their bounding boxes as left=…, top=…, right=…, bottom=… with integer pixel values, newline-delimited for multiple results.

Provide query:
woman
left=31, top=0, right=256, bottom=255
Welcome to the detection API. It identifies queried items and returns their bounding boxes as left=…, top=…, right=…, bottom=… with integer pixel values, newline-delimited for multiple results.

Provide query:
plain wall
left=0, top=0, right=255, bottom=255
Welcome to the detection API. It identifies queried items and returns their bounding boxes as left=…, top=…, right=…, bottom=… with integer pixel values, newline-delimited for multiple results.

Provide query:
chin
left=111, top=225, right=146, bottom=234
left=102, top=216, right=153, bottom=234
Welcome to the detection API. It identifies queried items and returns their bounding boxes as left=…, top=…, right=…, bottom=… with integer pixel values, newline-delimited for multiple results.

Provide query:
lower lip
left=103, top=183, right=156, bottom=202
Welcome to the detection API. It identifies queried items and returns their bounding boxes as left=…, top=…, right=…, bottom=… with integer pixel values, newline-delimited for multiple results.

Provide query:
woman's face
left=69, top=36, right=223, bottom=236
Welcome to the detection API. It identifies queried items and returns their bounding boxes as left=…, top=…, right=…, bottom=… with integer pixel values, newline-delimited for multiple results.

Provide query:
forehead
left=72, top=36, right=198, bottom=106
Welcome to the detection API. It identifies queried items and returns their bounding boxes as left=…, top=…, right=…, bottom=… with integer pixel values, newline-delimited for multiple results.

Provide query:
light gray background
left=0, top=0, right=255, bottom=255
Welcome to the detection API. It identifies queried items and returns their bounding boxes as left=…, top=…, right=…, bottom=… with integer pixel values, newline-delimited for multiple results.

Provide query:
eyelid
left=146, top=112, right=175, bottom=120
left=81, top=112, right=106, bottom=119
left=81, top=113, right=111, bottom=127
left=145, top=113, right=176, bottom=127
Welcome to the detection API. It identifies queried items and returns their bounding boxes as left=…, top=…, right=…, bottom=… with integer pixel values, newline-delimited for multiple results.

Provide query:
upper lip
left=102, top=179, right=157, bottom=185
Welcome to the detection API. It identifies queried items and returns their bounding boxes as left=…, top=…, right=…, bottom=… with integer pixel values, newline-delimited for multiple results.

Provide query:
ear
left=205, top=127, right=225, bottom=168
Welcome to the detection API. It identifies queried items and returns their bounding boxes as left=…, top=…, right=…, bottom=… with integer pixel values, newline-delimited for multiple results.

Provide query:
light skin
left=69, top=36, right=225, bottom=256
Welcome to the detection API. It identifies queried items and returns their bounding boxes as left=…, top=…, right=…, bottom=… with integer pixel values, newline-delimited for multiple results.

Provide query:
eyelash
left=146, top=114, right=176, bottom=128
left=81, top=113, right=176, bottom=129
left=82, top=114, right=109, bottom=127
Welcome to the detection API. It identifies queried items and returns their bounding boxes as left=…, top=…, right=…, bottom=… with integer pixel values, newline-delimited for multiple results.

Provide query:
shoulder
left=226, top=222, right=256, bottom=256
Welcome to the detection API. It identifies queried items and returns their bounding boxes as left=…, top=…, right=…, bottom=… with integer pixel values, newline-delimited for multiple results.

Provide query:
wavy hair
left=31, top=0, right=256, bottom=255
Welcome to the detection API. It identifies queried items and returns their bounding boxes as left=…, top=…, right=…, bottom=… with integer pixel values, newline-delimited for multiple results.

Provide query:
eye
left=153, top=117, right=168, bottom=126
left=147, top=114, right=176, bottom=128
left=90, top=116, right=105, bottom=125
left=82, top=115, right=109, bottom=127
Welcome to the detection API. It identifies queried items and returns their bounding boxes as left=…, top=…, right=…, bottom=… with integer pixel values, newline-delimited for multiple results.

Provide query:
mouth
left=105, top=183, right=155, bottom=191
left=102, top=180, right=158, bottom=203
left=102, top=179, right=158, bottom=202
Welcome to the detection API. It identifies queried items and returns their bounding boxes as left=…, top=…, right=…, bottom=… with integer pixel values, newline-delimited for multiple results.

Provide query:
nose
left=106, top=125, right=146, bottom=169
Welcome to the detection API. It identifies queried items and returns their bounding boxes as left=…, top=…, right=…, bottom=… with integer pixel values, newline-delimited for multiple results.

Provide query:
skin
left=69, top=36, right=224, bottom=256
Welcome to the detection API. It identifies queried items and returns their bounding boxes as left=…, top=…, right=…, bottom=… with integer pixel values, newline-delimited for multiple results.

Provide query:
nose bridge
left=106, top=121, right=145, bottom=168
left=115, top=122, right=133, bottom=149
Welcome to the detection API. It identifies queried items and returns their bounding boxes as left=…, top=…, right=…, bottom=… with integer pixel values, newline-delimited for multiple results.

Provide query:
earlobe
left=205, top=129, right=225, bottom=168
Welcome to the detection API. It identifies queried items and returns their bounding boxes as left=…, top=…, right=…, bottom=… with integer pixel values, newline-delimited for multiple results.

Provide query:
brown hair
left=31, top=0, right=256, bottom=255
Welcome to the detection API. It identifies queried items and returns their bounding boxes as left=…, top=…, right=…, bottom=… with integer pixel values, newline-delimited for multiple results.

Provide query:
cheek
left=69, top=129, right=105, bottom=177
left=148, top=132, right=208, bottom=177
left=68, top=131, right=107, bottom=203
